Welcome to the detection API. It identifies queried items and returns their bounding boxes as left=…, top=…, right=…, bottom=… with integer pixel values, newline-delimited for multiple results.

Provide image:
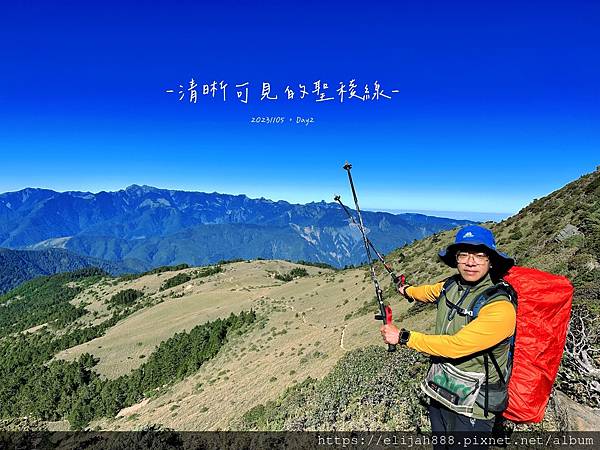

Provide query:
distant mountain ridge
left=0, top=185, right=473, bottom=268
left=0, top=248, right=139, bottom=295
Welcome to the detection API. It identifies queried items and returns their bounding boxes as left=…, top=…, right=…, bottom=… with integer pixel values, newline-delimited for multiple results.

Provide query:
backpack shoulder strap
left=437, top=275, right=460, bottom=306
left=468, top=280, right=517, bottom=321
left=441, top=275, right=459, bottom=293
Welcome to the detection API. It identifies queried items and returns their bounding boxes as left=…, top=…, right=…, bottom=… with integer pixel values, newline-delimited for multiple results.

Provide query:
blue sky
left=1, top=1, right=598, bottom=219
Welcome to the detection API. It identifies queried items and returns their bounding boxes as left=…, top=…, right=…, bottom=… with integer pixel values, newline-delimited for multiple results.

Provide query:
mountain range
left=0, top=185, right=472, bottom=269
left=1, top=169, right=598, bottom=432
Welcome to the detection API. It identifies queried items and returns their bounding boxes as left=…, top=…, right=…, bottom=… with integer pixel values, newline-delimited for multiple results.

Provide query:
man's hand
left=380, top=324, right=400, bottom=345
left=396, top=283, right=407, bottom=296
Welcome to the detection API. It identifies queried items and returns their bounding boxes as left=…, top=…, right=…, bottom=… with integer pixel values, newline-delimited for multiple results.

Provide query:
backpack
left=501, top=266, right=573, bottom=422
left=463, top=266, right=573, bottom=423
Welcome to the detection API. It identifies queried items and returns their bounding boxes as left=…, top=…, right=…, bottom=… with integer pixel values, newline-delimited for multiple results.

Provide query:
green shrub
left=275, top=268, right=309, bottom=282
left=195, top=265, right=223, bottom=278
left=509, top=229, right=523, bottom=241
left=108, top=289, right=143, bottom=307
left=160, top=273, right=191, bottom=291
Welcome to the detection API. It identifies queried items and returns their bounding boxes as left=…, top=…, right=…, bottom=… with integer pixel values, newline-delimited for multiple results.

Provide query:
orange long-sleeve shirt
left=404, top=282, right=516, bottom=358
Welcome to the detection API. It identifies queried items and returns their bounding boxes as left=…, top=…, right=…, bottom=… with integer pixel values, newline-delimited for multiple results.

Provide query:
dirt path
left=339, top=325, right=348, bottom=350
left=117, top=398, right=150, bottom=418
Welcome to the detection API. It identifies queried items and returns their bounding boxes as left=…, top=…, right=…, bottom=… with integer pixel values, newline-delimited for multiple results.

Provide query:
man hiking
left=380, top=225, right=516, bottom=449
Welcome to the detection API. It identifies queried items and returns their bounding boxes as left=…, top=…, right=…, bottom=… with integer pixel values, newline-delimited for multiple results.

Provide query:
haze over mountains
left=0, top=185, right=472, bottom=270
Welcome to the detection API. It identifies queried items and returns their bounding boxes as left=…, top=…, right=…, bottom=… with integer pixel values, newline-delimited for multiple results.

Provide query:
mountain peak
left=125, top=184, right=160, bottom=194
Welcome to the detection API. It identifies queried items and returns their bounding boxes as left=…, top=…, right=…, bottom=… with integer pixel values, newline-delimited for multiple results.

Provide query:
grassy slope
left=54, top=261, right=324, bottom=377
left=12, top=169, right=599, bottom=431
left=81, top=261, right=435, bottom=430
left=230, top=168, right=600, bottom=432
left=387, top=169, right=600, bottom=287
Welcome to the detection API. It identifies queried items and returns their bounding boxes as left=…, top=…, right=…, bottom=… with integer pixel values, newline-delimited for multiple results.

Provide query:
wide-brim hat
left=439, top=225, right=515, bottom=276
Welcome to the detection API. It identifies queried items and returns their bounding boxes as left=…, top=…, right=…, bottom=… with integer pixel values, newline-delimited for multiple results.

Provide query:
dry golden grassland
left=48, top=259, right=437, bottom=430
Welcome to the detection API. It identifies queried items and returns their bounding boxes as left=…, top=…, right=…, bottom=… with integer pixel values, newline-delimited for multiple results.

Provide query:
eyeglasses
left=456, top=251, right=489, bottom=265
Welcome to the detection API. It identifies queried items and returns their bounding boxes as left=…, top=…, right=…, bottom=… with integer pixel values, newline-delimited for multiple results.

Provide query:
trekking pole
left=334, top=194, right=411, bottom=302
left=342, top=162, right=396, bottom=352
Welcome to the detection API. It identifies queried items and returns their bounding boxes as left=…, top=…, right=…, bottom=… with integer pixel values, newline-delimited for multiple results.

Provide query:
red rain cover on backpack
left=502, top=266, right=573, bottom=423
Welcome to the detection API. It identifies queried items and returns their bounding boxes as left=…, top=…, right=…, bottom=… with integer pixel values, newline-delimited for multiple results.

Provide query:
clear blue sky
left=1, top=1, right=598, bottom=217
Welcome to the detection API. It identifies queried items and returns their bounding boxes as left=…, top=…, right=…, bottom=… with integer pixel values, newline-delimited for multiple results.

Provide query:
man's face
left=455, top=248, right=491, bottom=283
